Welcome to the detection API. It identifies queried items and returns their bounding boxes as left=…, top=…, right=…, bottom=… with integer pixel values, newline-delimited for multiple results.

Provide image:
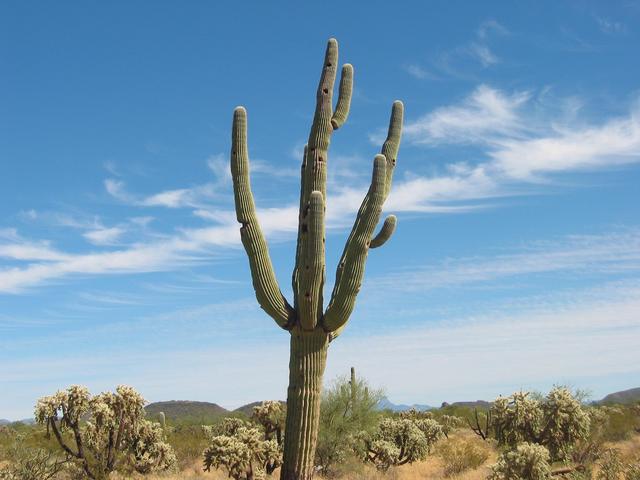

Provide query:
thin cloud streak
left=375, top=229, right=640, bottom=292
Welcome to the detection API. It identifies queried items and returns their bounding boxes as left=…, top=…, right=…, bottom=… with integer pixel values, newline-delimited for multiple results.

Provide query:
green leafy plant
left=314, top=369, right=383, bottom=477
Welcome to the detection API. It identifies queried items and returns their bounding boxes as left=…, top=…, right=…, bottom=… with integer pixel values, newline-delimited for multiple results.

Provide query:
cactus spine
left=230, top=38, right=403, bottom=480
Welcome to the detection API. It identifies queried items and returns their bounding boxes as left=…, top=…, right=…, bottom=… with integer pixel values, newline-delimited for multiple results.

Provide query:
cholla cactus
left=541, top=387, right=590, bottom=461
left=252, top=401, right=286, bottom=446
left=34, top=385, right=175, bottom=479
left=361, top=417, right=443, bottom=471
left=488, top=442, right=552, bottom=480
left=229, top=38, right=403, bottom=479
left=399, top=407, right=434, bottom=420
left=438, top=414, right=465, bottom=439
left=130, top=420, right=176, bottom=473
left=203, top=419, right=282, bottom=479
left=489, top=387, right=589, bottom=461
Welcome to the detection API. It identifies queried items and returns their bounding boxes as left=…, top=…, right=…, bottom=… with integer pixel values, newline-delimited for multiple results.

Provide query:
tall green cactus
left=230, top=38, right=403, bottom=480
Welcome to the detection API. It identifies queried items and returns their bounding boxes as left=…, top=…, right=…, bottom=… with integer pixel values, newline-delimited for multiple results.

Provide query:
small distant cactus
left=34, top=385, right=176, bottom=479
left=157, top=411, right=166, bottom=429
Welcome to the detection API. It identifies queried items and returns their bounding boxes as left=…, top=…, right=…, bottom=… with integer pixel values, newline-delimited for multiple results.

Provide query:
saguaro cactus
left=230, top=38, right=403, bottom=480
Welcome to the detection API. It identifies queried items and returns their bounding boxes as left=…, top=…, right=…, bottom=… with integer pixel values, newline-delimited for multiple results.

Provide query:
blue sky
left=2, top=1, right=640, bottom=419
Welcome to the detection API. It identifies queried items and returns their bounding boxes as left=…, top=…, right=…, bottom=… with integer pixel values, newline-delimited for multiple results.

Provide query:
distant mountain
left=377, top=397, right=434, bottom=412
left=233, top=400, right=286, bottom=417
left=0, top=418, right=34, bottom=426
left=145, top=401, right=229, bottom=421
left=598, top=387, right=640, bottom=405
left=442, top=400, right=492, bottom=409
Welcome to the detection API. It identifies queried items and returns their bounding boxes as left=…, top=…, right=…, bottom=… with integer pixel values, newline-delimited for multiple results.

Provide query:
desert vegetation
left=1, top=379, right=639, bottom=480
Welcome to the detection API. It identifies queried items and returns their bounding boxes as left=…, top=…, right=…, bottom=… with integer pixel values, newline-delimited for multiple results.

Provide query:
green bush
left=315, top=371, right=383, bottom=477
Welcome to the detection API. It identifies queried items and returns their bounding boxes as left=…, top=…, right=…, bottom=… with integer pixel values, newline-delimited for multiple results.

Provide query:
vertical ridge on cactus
left=229, top=38, right=403, bottom=480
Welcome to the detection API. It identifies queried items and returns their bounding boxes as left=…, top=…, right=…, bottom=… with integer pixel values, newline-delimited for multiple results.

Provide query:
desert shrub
left=488, top=442, right=552, bottom=480
left=165, top=424, right=210, bottom=471
left=0, top=435, right=67, bottom=480
left=598, top=405, right=640, bottom=442
left=360, top=417, right=443, bottom=471
left=437, top=435, right=490, bottom=477
left=626, top=459, right=640, bottom=480
left=34, top=385, right=175, bottom=479
left=202, top=416, right=282, bottom=479
left=315, top=372, right=383, bottom=477
left=597, top=448, right=624, bottom=480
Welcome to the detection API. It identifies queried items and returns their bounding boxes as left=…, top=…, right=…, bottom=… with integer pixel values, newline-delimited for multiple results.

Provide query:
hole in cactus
left=327, top=63, right=332, bottom=67
left=305, top=292, right=310, bottom=298
left=323, top=88, right=329, bottom=94
left=318, top=156, right=323, bottom=162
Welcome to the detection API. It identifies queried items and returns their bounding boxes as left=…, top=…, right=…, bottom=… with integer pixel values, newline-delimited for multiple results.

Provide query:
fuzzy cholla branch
left=34, top=385, right=175, bottom=479
left=252, top=401, right=285, bottom=446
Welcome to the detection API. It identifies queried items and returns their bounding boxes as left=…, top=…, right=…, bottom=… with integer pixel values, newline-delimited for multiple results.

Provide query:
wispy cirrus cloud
left=400, top=85, right=640, bottom=207
left=374, top=229, right=640, bottom=292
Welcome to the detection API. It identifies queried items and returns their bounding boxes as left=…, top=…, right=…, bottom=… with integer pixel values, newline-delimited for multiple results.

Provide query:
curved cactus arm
left=293, top=39, right=339, bottom=306
left=231, top=106, right=295, bottom=329
left=322, top=155, right=387, bottom=333
left=331, top=64, right=353, bottom=130
left=370, top=215, right=397, bottom=249
left=298, top=191, right=325, bottom=330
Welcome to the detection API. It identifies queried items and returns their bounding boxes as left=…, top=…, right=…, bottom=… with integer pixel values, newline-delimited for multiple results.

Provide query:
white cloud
left=375, top=229, right=640, bottom=292
left=83, top=226, right=126, bottom=246
left=402, top=86, right=640, bottom=204
left=403, top=64, right=436, bottom=80
left=477, top=19, right=509, bottom=39
left=468, top=42, right=499, bottom=67
left=332, top=291, right=640, bottom=405
left=405, top=85, right=531, bottom=144
left=595, top=16, right=627, bottom=35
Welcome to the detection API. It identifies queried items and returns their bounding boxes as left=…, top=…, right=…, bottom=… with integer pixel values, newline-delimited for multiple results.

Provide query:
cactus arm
left=322, top=155, right=387, bottom=333
left=370, top=215, right=397, bottom=249
left=231, top=106, right=295, bottom=329
left=293, top=39, right=339, bottom=306
left=298, top=191, right=325, bottom=330
left=331, top=64, right=353, bottom=130
left=381, top=101, right=404, bottom=198
left=292, top=144, right=308, bottom=310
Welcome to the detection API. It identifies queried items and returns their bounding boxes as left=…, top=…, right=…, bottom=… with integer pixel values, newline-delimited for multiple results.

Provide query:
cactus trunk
left=281, top=328, right=329, bottom=479
left=230, top=38, right=403, bottom=480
